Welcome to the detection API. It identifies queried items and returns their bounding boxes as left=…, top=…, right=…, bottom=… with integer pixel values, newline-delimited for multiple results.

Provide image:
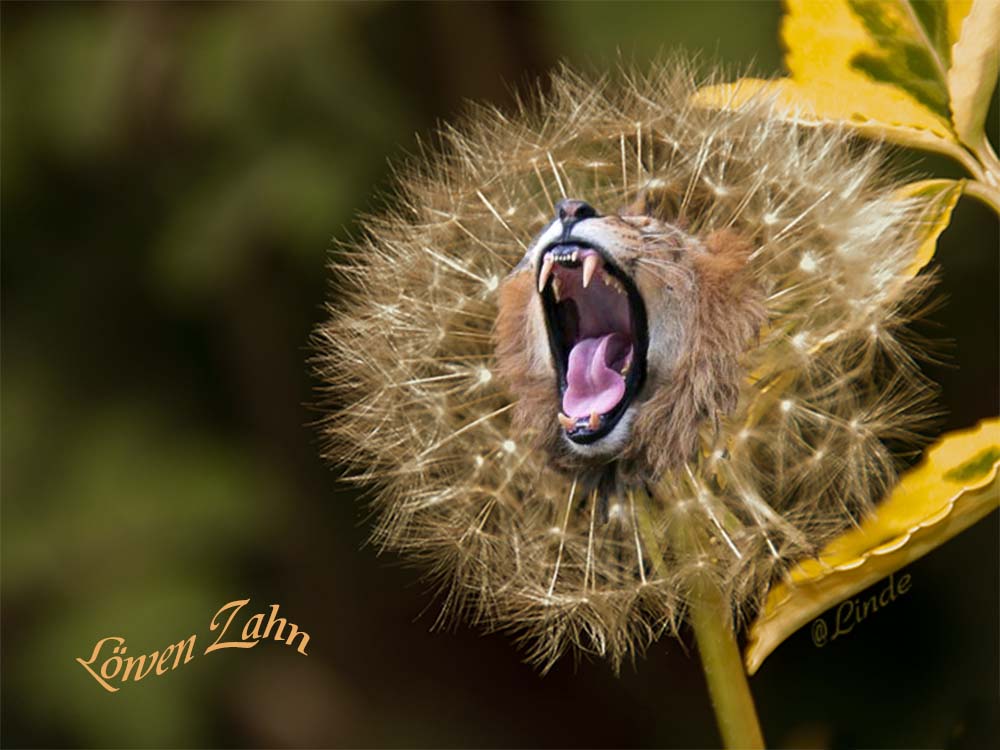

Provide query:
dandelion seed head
left=316, top=61, right=939, bottom=671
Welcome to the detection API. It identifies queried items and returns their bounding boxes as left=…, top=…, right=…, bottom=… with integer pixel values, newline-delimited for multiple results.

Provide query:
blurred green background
left=2, top=2, right=997, bottom=748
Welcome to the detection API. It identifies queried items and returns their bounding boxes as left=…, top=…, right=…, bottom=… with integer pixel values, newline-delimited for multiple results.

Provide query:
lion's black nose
left=556, top=199, right=598, bottom=226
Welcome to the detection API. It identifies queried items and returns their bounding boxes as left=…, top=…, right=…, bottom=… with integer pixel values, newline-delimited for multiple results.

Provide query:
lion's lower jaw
left=561, top=406, right=637, bottom=459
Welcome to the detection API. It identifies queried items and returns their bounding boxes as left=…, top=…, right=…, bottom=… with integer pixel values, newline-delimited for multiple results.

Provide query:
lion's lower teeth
left=557, top=412, right=604, bottom=431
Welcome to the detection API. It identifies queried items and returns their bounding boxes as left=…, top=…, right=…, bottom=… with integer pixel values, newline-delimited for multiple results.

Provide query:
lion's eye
left=536, top=241, right=649, bottom=444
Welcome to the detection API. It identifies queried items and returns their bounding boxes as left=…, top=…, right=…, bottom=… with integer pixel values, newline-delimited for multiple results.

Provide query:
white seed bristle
left=316, top=61, right=939, bottom=671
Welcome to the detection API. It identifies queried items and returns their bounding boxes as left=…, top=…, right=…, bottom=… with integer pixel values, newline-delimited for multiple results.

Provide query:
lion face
left=495, top=197, right=764, bottom=477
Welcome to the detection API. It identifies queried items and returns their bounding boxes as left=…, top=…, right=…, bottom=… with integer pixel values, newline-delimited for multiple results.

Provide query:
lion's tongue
left=562, top=333, right=630, bottom=419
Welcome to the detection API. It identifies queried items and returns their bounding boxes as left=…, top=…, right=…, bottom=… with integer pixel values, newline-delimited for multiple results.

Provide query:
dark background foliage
left=2, top=2, right=997, bottom=748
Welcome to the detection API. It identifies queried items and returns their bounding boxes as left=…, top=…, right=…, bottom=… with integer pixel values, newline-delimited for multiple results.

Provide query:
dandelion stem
left=686, top=566, right=765, bottom=749
left=636, top=487, right=764, bottom=749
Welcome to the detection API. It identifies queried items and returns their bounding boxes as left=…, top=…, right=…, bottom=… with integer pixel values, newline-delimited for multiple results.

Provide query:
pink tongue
left=562, top=333, right=630, bottom=418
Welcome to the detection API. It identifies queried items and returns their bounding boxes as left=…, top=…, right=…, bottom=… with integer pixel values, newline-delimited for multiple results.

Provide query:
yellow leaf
left=946, top=0, right=975, bottom=46
left=896, top=178, right=965, bottom=277
left=744, top=418, right=1000, bottom=675
left=689, top=0, right=1000, bottom=170
left=691, top=78, right=970, bottom=166
left=947, top=0, right=1000, bottom=148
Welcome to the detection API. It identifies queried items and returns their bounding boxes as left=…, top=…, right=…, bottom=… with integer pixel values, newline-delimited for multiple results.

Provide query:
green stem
left=687, top=566, right=766, bottom=750
left=972, top=134, right=1000, bottom=186
left=963, top=180, right=1000, bottom=216
left=634, top=489, right=765, bottom=749
left=949, top=142, right=988, bottom=182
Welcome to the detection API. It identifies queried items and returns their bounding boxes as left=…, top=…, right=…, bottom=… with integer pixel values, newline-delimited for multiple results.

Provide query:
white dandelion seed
left=315, top=62, right=938, bottom=670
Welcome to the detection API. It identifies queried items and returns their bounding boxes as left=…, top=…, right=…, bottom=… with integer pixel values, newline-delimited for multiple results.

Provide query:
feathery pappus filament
left=315, top=62, right=938, bottom=670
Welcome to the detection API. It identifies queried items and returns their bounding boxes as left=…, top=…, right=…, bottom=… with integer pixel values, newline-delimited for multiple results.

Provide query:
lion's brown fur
left=494, top=271, right=565, bottom=462
left=495, top=215, right=765, bottom=477
left=624, top=229, right=765, bottom=476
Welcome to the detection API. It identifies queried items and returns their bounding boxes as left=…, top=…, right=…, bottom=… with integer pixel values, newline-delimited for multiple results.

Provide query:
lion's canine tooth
left=538, top=255, right=554, bottom=293
left=588, top=411, right=601, bottom=430
left=558, top=412, right=575, bottom=430
left=582, top=254, right=599, bottom=288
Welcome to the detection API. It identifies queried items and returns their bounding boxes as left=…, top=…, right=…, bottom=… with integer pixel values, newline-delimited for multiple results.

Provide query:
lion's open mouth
left=537, top=242, right=649, bottom=444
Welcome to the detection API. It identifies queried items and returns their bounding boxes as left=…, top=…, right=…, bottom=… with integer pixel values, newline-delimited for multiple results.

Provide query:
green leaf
left=781, top=0, right=955, bottom=133
left=744, top=418, right=1000, bottom=674
left=846, top=0, right=951, bottom=118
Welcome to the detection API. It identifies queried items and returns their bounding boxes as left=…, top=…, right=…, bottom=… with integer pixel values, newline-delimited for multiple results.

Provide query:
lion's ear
left=620, top=192, right=652, bottom=217
left=695, top=229, right=754, bottom=286
left=620, top=186, right=681, bottom=223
